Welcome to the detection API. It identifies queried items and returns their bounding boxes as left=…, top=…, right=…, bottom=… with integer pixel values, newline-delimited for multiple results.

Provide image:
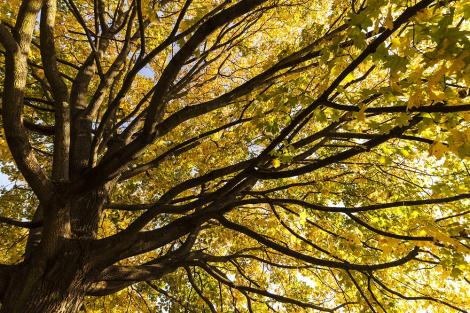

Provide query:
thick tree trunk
left=0, top=187, right=112, bottom=312
left=1, top=244, right=89, bottom=313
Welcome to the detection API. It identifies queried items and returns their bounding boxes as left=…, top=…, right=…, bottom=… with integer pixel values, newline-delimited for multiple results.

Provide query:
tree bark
left=0, top=246, right=89, bottom=313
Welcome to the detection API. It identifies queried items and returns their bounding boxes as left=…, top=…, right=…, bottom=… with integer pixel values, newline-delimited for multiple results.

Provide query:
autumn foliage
left=0, top=0, right=469, bottom=312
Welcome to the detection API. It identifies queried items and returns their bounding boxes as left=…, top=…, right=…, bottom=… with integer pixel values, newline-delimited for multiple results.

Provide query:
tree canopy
left=0, top=0, right=469, bottom=312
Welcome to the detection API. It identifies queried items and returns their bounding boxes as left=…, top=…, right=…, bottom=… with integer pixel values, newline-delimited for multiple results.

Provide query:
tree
left=0, top=0, right=468, bottom=311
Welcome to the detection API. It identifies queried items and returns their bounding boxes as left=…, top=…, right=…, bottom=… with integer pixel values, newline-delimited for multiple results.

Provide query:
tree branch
left=2, top=0, right=55, bottom=204
left=0, top=215, right=42, bottom=228
left=217, top=216, right=419, bottom=271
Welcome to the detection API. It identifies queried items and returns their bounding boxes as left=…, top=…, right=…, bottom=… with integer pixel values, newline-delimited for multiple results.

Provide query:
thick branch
left=229, top=193, right=470, bottom=213
left=40, top=0, right=71, bottom=181
left=2, top=0, right=54, bottom=204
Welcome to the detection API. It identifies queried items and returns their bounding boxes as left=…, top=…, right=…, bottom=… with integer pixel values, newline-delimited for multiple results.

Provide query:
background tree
left=0, top=0, right=469, bottom=312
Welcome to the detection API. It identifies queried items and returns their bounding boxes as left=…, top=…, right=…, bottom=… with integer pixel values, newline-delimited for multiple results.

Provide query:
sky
left=0, top=171, right=9, bottom=188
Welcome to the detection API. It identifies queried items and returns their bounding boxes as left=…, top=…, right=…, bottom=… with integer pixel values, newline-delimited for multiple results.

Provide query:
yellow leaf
left=427, top=87, right=445, bottom=102
left=408, top=66, right=424, bottom=83
left=36, top=69, right=45, bottom=78
left=379, top=156, right=387, bottom=164
left=357, top=104, right=366, bottom=122
left=373, top=20, right=380, bottom=35
left=463, top=66, right=470, bottom=88
left=272, top=158, right=281, bottom=168
left=407, top=90, right=425, bottom=109
left=465, top=128, right=470, bottom=142
left=378, top=237, right=400, bottom=254
left=463, top=112, right=470, bottom=122
left=355, top=178, right=367, bottom=184
left=299, top=211, right=307, bottom=226
left=415, top=8, right=432, bottom=22
left=321, top=187, right=330, bottom=195
left=389, top=74, right=402, bottom=93
left=428, top=65, right=446, bottom=85
left=448, top=51, right=469, bottom=74
left=384, top=6, right=394, bottom=30
left=429, top=141, right=448, bottom=159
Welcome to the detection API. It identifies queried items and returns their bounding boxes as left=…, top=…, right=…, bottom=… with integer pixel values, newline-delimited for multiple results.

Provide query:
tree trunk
left=0, top=246, right=89, bottom=313
left=0, top=188, right=111, bottom=312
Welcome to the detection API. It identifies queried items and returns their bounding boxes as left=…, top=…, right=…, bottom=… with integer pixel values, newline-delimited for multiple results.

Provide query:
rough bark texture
left=1, top=244, right=88, bottom=313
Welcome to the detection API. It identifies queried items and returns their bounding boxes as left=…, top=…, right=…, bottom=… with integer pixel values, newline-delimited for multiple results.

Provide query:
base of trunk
left=1, top=250, right=88, bottom=313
